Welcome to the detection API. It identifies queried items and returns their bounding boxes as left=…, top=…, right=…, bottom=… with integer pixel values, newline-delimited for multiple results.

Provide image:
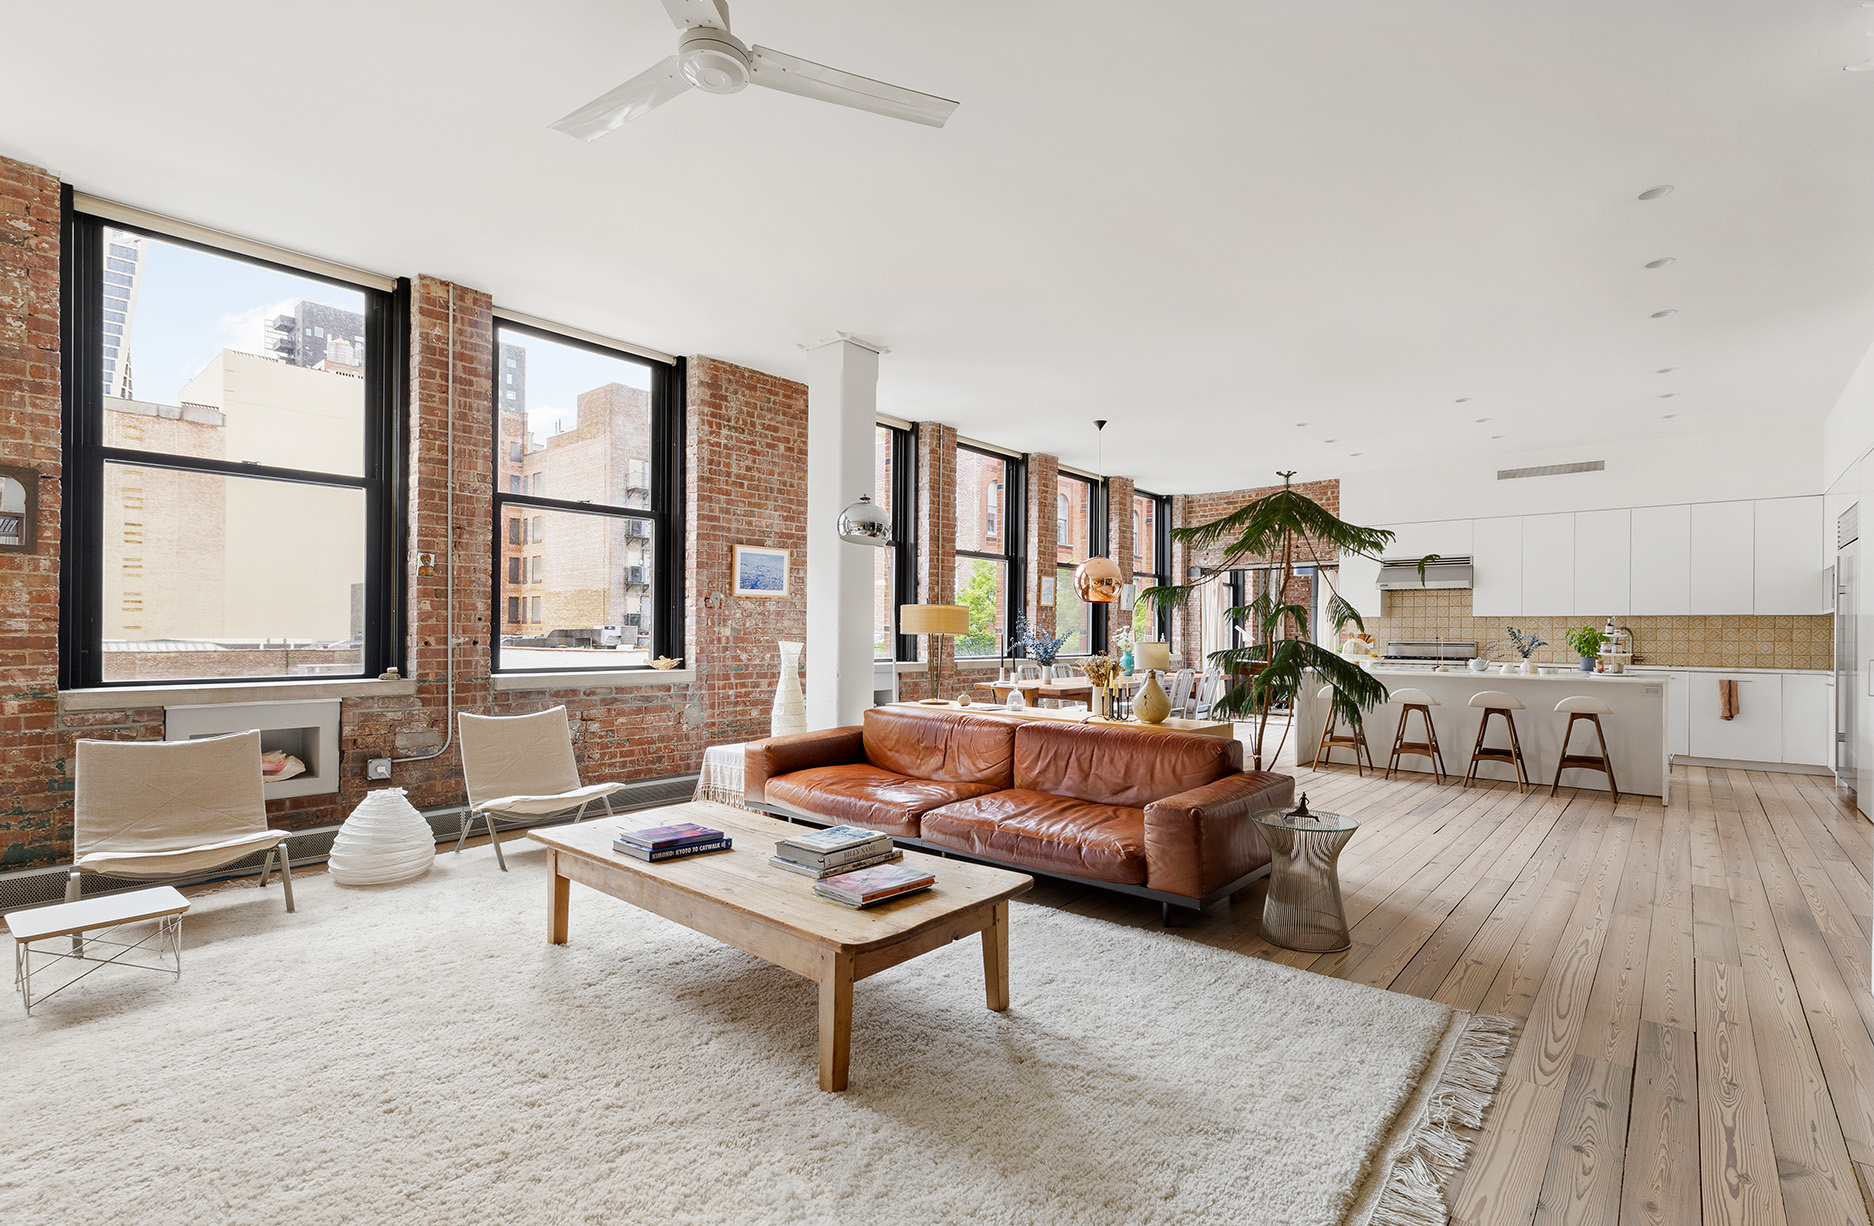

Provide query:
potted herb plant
left=1563, top=625, right=1606, bottom=672
left=1139, top=472, right=1428, bottom=771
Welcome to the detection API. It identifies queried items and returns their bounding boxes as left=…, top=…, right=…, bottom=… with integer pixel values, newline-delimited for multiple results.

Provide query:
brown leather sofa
left=745, top=705, right=1294, bottom=915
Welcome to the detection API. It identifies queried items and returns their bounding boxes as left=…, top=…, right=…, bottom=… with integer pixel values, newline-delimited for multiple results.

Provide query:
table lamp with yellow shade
left=1133, top=641, right=1173, bottom=723
left=899, top=604, right=970, bottom=702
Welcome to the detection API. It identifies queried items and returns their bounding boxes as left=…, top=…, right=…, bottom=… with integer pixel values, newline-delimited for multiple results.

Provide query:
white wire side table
left=6, top=885, right=190, bottom=1015
left=1252, top=801, right=1360, bottom=953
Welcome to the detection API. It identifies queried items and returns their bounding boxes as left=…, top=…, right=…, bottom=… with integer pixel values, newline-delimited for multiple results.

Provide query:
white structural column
left=805, top=335, right=883, bottom=729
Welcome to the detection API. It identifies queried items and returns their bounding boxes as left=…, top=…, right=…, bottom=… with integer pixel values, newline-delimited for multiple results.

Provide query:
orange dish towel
left=1719, top=679, right=1739, bottom=721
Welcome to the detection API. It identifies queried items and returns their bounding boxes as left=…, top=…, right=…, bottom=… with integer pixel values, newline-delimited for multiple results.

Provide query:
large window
left=491, top=319, right=682, bottom=671
left=1132, top=490, right=1172, bottom=643
left=873, top=423, right=917, bottom=661
left=1055, top=471, right=1101, bottom=655
left=60, top=205, right=403, bottom=685
left=954, top=445, right=1023, bottom=658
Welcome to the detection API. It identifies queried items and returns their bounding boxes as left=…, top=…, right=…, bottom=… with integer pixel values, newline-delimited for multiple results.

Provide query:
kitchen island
left=1295, top=666, right=1669, bottom=801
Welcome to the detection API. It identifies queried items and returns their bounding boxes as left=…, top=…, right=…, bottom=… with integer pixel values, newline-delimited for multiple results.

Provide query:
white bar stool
left=1464, top=690, right=1528, bottom=792
left=1384, top=687, right=1446, bottom=782
left=1312, top=684, right=1375, bottom=775
left=1552, top=694, right=1619, bottom=802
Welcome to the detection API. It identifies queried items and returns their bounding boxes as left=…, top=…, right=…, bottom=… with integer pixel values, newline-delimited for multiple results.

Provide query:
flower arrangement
left=1015, top=617, right=1071, bottom=666
left=1079, top=655, right=1123, bottom=686
left=1111, top=625, right=1137, bottom=654
left=1505, top=626, right=1547, bottom=659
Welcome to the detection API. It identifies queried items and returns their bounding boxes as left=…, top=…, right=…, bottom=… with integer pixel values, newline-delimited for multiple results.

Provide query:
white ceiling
left=6, top=1, right=1874, bottom=493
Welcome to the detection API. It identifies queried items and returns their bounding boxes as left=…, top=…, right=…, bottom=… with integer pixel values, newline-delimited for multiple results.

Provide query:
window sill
left=492, top=669, right=695, bottom=692
left=61, top=677, right=419, bottom=711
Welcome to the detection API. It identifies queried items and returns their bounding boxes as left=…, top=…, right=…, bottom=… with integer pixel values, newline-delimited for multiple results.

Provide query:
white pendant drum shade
left=329, top=788, right=436, bottom=886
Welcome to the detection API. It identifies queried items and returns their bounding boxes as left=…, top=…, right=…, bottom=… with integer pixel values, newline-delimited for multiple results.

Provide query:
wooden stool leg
left=1314, top=712, right=1336, bottom=769
left=1464, top=710, right=1491, bottom=788
left=1504, top=711, right=1527, bottom=792
left=1593, top=714, right=1619, bottom=803
left=1422, top=708, right=1447, bottom=783
left=1386, top=708, right=1411, bottom=779
left=1551, top=712, right=1576, bottom=797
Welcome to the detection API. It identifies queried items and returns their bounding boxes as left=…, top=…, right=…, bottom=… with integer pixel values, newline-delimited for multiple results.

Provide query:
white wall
left=1825, top=337, right=1874, bottom=491
left=1340, top=426, right=1820, bottom=528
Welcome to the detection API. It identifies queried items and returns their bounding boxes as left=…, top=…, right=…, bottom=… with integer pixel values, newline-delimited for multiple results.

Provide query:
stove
left=1380, top=640, right=1477, bottom=663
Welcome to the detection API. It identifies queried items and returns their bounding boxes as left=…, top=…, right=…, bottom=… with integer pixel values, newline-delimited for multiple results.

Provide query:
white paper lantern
left=329, top=787, right=435, bottom=886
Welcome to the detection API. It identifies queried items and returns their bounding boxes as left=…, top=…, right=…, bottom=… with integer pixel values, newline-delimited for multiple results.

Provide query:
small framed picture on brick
left=733, top=544, right=791, bottom=598
left=0, top=464, right=37, bottom=554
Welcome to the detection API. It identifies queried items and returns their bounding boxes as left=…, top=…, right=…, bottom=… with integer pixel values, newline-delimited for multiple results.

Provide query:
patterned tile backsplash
left=1361, top=589, right=1832, bottom=671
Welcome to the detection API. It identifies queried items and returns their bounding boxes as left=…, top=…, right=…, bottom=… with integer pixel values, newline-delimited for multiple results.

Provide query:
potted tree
left=1140, top=472, right=1426, bottom=772
left=1563, top=625, right=1606, bottom=672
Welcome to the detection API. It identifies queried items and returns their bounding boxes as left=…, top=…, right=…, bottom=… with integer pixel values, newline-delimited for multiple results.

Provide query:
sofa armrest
left=1142, top=770, right=1294, bottom=899
left=743, top=728, right=866, bottom=806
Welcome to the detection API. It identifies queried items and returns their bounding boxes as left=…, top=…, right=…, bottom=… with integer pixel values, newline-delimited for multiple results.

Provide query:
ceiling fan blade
left=550, top=56, right=692, bottom=141
left=748, top=46, right=958, bottom=128
left=661, top=0, right=729, bottom=31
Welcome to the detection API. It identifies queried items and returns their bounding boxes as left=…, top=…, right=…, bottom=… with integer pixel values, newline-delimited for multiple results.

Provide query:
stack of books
left=813, top=862, right=937, bottom=909
left=768, top=825, right=900, bottom=879
left=611, top=820, right=732, bottom=862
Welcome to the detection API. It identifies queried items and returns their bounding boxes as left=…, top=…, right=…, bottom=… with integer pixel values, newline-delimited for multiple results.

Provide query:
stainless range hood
left=1375, top=556, right=1474, bottom=590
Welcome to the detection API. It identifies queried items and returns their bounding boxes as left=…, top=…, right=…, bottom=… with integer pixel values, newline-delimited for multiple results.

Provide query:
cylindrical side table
left=1252, top=805, right=1360, bottom=952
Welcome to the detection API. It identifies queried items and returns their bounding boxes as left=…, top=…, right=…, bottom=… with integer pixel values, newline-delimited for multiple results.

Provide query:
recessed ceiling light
left=1644, top=257, right=1676, bottom=269
left=1324, top=438, right=1337, bottom=444
left=1474, top=417, right=1491, bottom=423
left=1637, top=185, right=1674, bottom=200
left=1661, top=413, right=1679, bottom=419
left=1656, top=367, right=1678, bottom=374
left=1349, top=452, right=1364, bottom=457
left=1296, top=421, right=1309, bottom=427
left=1650, top=309, right=1678, bottom=318
left=1455, top=397, right=1472, bottom=403
left=1658, top=392, right=1677, bottom=398
left=1490, top=434, right=1504, bottom=439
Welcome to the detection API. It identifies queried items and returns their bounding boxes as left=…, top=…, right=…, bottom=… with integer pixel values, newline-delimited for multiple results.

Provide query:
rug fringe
left=1366, top=1013, right=1517, bottom=1226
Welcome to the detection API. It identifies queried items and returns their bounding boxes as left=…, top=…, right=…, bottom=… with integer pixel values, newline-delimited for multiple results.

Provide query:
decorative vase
left=771, top=640, right=806, bottom=735
left=1120, top=650, right=1134, bottom=675
left=329, top=788, right=434, bottom=886
left=1134, top=672, right=1171, bottom=723
left=1520, top=658, right=1536, bottom=675
left=1039, top=663, right=1055, bottom=682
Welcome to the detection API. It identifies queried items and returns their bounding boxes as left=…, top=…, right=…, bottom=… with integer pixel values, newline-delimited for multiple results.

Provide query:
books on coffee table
left=767, top=848, right=903, bottom=879
left=773, top=825, right=893, bottom=872
left=813, top=862, right=937, bottom=908
left=612, top=821, right=731, bottom=862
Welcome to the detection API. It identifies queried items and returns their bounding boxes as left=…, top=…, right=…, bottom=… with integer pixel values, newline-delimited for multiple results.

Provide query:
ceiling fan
left=551, top=0, right=959, bottom=140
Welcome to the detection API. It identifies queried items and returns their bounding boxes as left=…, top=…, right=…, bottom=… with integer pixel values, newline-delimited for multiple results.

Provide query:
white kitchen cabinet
left=1753, top=497, right=1824, bottom=614
left=1339, top=550, right=1382, bottom=619
left=1520, top=513, right=1575, bottom=615
left=1689, top=502, right=1755, bottom=614
left=1665, top=671, right=1689, bottom=759
left=1386, top=519, right=1473, bottom=563
left=1780, top=673, right=1832, bottom=766
left=1471, top=517, right=1522, bottom=617
left=1573, top=509, right=1631, bottom=616
left=1688, top=672, right=1784, bottom=762
left=1630, top=504, right=1691, bottom=615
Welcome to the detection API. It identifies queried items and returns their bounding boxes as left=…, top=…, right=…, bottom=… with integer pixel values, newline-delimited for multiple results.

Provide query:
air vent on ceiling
left=1495, top=460, right=1606, bottom=481
left=1841, top=503, right=1859, bottom=548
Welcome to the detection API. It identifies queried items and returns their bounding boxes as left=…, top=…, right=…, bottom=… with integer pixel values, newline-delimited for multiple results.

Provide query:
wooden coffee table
left=527, top=801, right=1033, bottom=1091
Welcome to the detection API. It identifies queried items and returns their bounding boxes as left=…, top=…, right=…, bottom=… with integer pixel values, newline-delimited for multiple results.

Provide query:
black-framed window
left=59, top=199, right=405, bottom=686
left=1054, top=471, right=1104, bottom=655
left=1131, top=489, right=1171, bottom=644
left=954, top=444, right=1024, bottom=658
left=874, top=422, right=918, bottom=661
left=490, top=319, right=683, bottom=671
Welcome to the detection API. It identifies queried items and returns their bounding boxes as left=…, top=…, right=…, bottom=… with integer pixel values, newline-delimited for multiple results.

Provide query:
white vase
left=1520, top=658, right=1536, bottom=675
left=772, top=641, right=806, bottom=735
left=1039, top=664, right=1055, bottom=682
left=329, top=788, right=434, bottom=886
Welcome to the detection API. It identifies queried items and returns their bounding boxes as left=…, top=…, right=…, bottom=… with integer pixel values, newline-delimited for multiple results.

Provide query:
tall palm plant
left=1140, top=472, right=1411, bottom=772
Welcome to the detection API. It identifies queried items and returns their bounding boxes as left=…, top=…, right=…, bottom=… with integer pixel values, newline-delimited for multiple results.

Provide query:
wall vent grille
left=0, top=774, right=699, bottom=914
left=1495, top=460, right=1606, bottom=481
left=1840, top=503, right=1859, bottom=548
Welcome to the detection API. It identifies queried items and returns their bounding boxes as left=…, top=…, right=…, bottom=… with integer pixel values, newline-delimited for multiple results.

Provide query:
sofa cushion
left=862, top=706, right=1015, bottom=788
left=1012, top=721, right=1242, bottom=807
left=764, top=764, right=1001, bottom=837
left=920, top=789, right=1146, bottom=884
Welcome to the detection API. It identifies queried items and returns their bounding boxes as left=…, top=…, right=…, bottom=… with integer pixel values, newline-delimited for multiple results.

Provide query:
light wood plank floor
left=1022, top=738, right=1874, bottom=1226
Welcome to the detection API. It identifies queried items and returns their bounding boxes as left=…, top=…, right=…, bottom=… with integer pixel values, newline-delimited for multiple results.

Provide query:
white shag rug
left=1, top=842, right=1508, bottom=1226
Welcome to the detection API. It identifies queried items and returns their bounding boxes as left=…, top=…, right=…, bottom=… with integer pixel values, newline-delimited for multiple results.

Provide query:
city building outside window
left=491, top=318, right=683, bottom=671
left=59, top=207, right=403, bottom=685
left=873, top=422, right=917, bottom=662
left=954, top=445, right=1024, bottom=658
left=1132, top=490, right=1172, bottom=643
left=1055, top=471, right=1102, bottom=655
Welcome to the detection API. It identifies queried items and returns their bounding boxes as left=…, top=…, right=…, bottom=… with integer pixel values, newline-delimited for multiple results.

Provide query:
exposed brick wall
left=1023, top=452, right=1059, bottom=635
left=0, top=158, right=64, bottom=867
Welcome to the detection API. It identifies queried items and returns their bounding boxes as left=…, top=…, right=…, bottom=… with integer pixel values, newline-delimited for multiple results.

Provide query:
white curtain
left=1200, top=577, right=1230, bottom=667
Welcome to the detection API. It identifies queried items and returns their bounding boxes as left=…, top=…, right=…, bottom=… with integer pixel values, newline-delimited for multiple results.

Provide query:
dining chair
left=1193, top=670, right=1226, bottom=720
left=1165, top=668, right=1197, bottom=717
